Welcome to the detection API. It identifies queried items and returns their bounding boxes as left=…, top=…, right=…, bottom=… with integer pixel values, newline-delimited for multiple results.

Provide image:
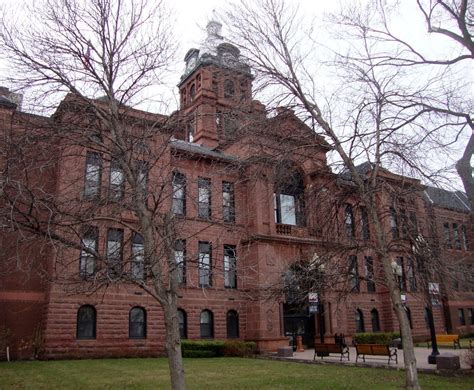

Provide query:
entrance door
left=283, top=303, right=315, bottom=347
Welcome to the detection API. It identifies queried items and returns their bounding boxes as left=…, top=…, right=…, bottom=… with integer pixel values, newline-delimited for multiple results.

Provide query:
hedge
left=180, top=340, right=257, bottom=358
left=354, top=332, right=400, bottom=345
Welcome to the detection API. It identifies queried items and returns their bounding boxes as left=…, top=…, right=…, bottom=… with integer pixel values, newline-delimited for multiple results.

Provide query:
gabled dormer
left=177, top=19, right=253, bottom=148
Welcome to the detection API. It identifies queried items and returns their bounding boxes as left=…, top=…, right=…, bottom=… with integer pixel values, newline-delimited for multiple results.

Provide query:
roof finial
left=206, top=9, right=222, bottom=38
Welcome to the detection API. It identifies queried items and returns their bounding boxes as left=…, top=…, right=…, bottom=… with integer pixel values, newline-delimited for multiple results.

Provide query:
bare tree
left=0, top=0, right=192, bottom=388
left=222, top=0, right=468, bottom=387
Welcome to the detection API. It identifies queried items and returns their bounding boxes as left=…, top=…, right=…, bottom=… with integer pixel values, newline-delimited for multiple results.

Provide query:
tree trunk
left=456, top=128, right=474, bottom=228
left=163, top=303, right=186, bottom=390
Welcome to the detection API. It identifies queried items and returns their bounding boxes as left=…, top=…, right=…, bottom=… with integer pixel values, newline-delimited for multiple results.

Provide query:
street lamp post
left=412, top=236, right=439, bottom=365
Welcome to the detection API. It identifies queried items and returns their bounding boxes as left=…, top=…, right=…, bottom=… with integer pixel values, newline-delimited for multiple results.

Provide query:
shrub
left=223, top=341, right=257, bottom=357
left=180, top=340, right=257, bottom=358
left=354, top=332, right=400, bottom=345
left=181, top=340, right=225, bottom=358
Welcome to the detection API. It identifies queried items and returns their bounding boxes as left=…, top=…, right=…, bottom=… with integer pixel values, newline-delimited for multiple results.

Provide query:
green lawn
left=0, top=357, right=473, bottom=389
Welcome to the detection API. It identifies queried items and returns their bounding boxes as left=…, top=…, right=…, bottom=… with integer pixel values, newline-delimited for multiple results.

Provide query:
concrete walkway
left=283, top=346, right=471, bottom=371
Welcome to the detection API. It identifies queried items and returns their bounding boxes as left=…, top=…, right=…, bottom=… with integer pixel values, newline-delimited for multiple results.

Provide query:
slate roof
left=170, top=139, right=239, bottom=162
left=424, top=186, right=470, bottom=213
left=339, top=161, right=375, bottom=181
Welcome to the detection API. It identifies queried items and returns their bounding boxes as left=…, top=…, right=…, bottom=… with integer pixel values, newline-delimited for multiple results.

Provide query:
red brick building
left=0, top=21, right=472, bottom=360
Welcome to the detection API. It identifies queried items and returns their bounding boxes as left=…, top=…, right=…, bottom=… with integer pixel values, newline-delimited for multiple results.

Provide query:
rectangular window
left=222, top=182, right=235, bottom=223
left=461, top=225, right=469, bottom=250
left=137, top=161, right=148, bottom=197
left=109, top=159, right=125, bottom=200
left=131, top=233, right=145, bottom=280
left=361, top=207, right=370, bottom=240
left=365, top=256, right=375, bottom=292
left=443, top=222, right=452, bottom=249
left=274, top=193, right=296, bottom=225
left=469, top=308, right=474, bottom=325
left=198, top=241, right=212, bottom=287
left=409, top=212, right=418, bottom=237
left=400, top=209, right=408, bottom=239
left=198, top=178, right=211, bottom=219
left=349, top=255, right=359, bottom=292
left=452, top=223, right=461, bottom=250
left=172, top=172, right=186, bottom=215
left=174, top=239, right=186, bottom=284
left=407, top=258, right=417, bottom=292
left=345, top=204, right=355, bottom=239
left=107, top=228, right=123, bottom=278
left=458, top=308, right=466, bottom=326
left=224, top=245, right=237, bottom=288
left=80, top=227, right=98, bottom=279
left=396, top=257, right=406, bottom=291
left=390, top=208, right=399, bottom=239
left=84, top=152, right=102, bottom=198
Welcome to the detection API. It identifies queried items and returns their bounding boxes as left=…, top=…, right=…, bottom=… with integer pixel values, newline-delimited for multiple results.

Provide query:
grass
left=0, top=357, right=473, bottom=389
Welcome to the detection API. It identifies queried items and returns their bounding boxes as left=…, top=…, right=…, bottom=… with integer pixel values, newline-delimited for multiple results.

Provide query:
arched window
left=200, top=310, right=214, bottom=339
left=189, top=84, right=196, bottom=102
left=371, top=309, right=380, bottom=332
left=226, top=310, right=239, bottom=338
left=77, top=305, right=96, bottom=339
left=129, top=307, right=146, bottom=339
left=178, top=309, right=187, bottom=339
left=355, top=309, right=365, bottom=333
left=406, top=307, right=413, bottom=329
left=224, top=79, right=235, bottom=98
left=274, top=161, right=305, bottom=226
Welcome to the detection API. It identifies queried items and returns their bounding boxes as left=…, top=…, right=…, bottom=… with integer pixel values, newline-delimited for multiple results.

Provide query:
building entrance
left=283, top=303, right=315, bottom=348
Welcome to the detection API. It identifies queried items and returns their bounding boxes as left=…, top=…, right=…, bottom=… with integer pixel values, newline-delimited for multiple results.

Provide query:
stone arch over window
left=224, top=79, right=235, bottom=98
left=77, top=305, right=96, bottom=339
left=200, top=309, right=214, bottom=339
left=226, top=310, right=239, bottom=338
left=355, top=309, right=365, bottom=333
left=129, top=306, right=146, bottom=339
left=273, top=161, right=306, bottom=226
left=371, top=308, right=380, bottom=332
left=178, top=308, right=187, bottom=339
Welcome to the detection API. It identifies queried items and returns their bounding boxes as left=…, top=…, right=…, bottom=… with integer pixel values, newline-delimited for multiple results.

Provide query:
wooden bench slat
left=355, top=344, right=398, bottom=365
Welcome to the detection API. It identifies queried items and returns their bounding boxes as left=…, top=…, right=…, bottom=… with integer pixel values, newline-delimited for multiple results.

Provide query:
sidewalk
left=283, top=346, right=471, bottom=371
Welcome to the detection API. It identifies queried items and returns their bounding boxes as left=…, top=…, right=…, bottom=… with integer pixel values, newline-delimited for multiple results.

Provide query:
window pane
left=178, top=309, right=187, bottom=339
left=107, top=229, right=123, bottom=278
left=224, top=245, right=237, bottom=288
left=199, top=242, right=211, bottom=286
left=226, top=311, right=239, bottom=338
left=198, top=178, right=211, bottom=219
left=222, top=182, right=235, bottom=223
left=172, top=173, right=186, bottom=215
left=109, top=160, right=124, bottom=199
left=129, top=307, right=146, bottom=338
left=80, top=228, right=97, bottom=279
left=174, top=239, right=186, bottom=284
left=279, top=194, right=296, bottom=225
left=132, top=234, right=145, bottom=280
left=84, top=152, right=101, bottom=198
left=77, top=306, right=96, bottom=339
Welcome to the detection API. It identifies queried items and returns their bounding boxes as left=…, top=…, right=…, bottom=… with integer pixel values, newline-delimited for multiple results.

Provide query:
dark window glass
left=365, top=256, right=375, bottom=292
left=355, top=309, right=365, bottom=333
left=409, top=212, right=418, bottom=237
left=390, top=208, right=399, bottom=239
left=224, top=245, right=237, bottom=288
left=396, top=257, right=406, bottom=291
left=200, top=310, right=214, bottom=338
left=469, top=308, right=474, bottom=325
left=371, top=309, right=380, bottom=332
left=361, top=207, right=370, bottom=240
left=345, top=204, right=355, bottom=239
left=129, top=307, right=146, bottom=339
left=407, top=258, right=417, bottom=292
left=400, top=209, right=408, bottom=239
left=461, top=225, right=469, bottom=250
left=109, top=159, right=124, bottom=200
left=349, top=255, right=360, bottom=292
left=222, top=182, right=235, bottom=223
left=198, top=242, right=212, bottom=287
left=406, top=307, right=413, bottom=329
left=224, top=79, right=235, bottom=98
left=80, top=226, right=98, bottom=279
left=458, top=308, right=466, bottom=326
left=226, top=310, right=239, bottom=338
left=84, top=152, right=102, bottom=198
left=453, top=223, right=462, bottom=250
left=172, top=172, right=186, bottom=216
left=178, top=309, right=187, bottom=339
left=274, top=162, right=305, bottom=227
left=77, top=305, right=96, bottom=339
left=443, top=222, right=452, bottom=249
left=107, top=228, right=123, bottom=279
left=131, top=233, right=145, bottom=280
left=198, top=178, right=211, bottom=219
left=174, top=239, right=186, bottom=284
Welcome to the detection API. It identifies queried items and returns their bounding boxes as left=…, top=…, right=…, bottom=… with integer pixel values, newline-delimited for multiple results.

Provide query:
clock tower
left=178, top=19, right=253, bottom=148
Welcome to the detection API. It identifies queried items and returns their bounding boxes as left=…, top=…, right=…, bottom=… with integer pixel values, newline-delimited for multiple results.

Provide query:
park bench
left=355, top=344, right=398, bottom=364
left=427, top=334, right=460, bottom=349
left=313, top=343, right=350, bottom=361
